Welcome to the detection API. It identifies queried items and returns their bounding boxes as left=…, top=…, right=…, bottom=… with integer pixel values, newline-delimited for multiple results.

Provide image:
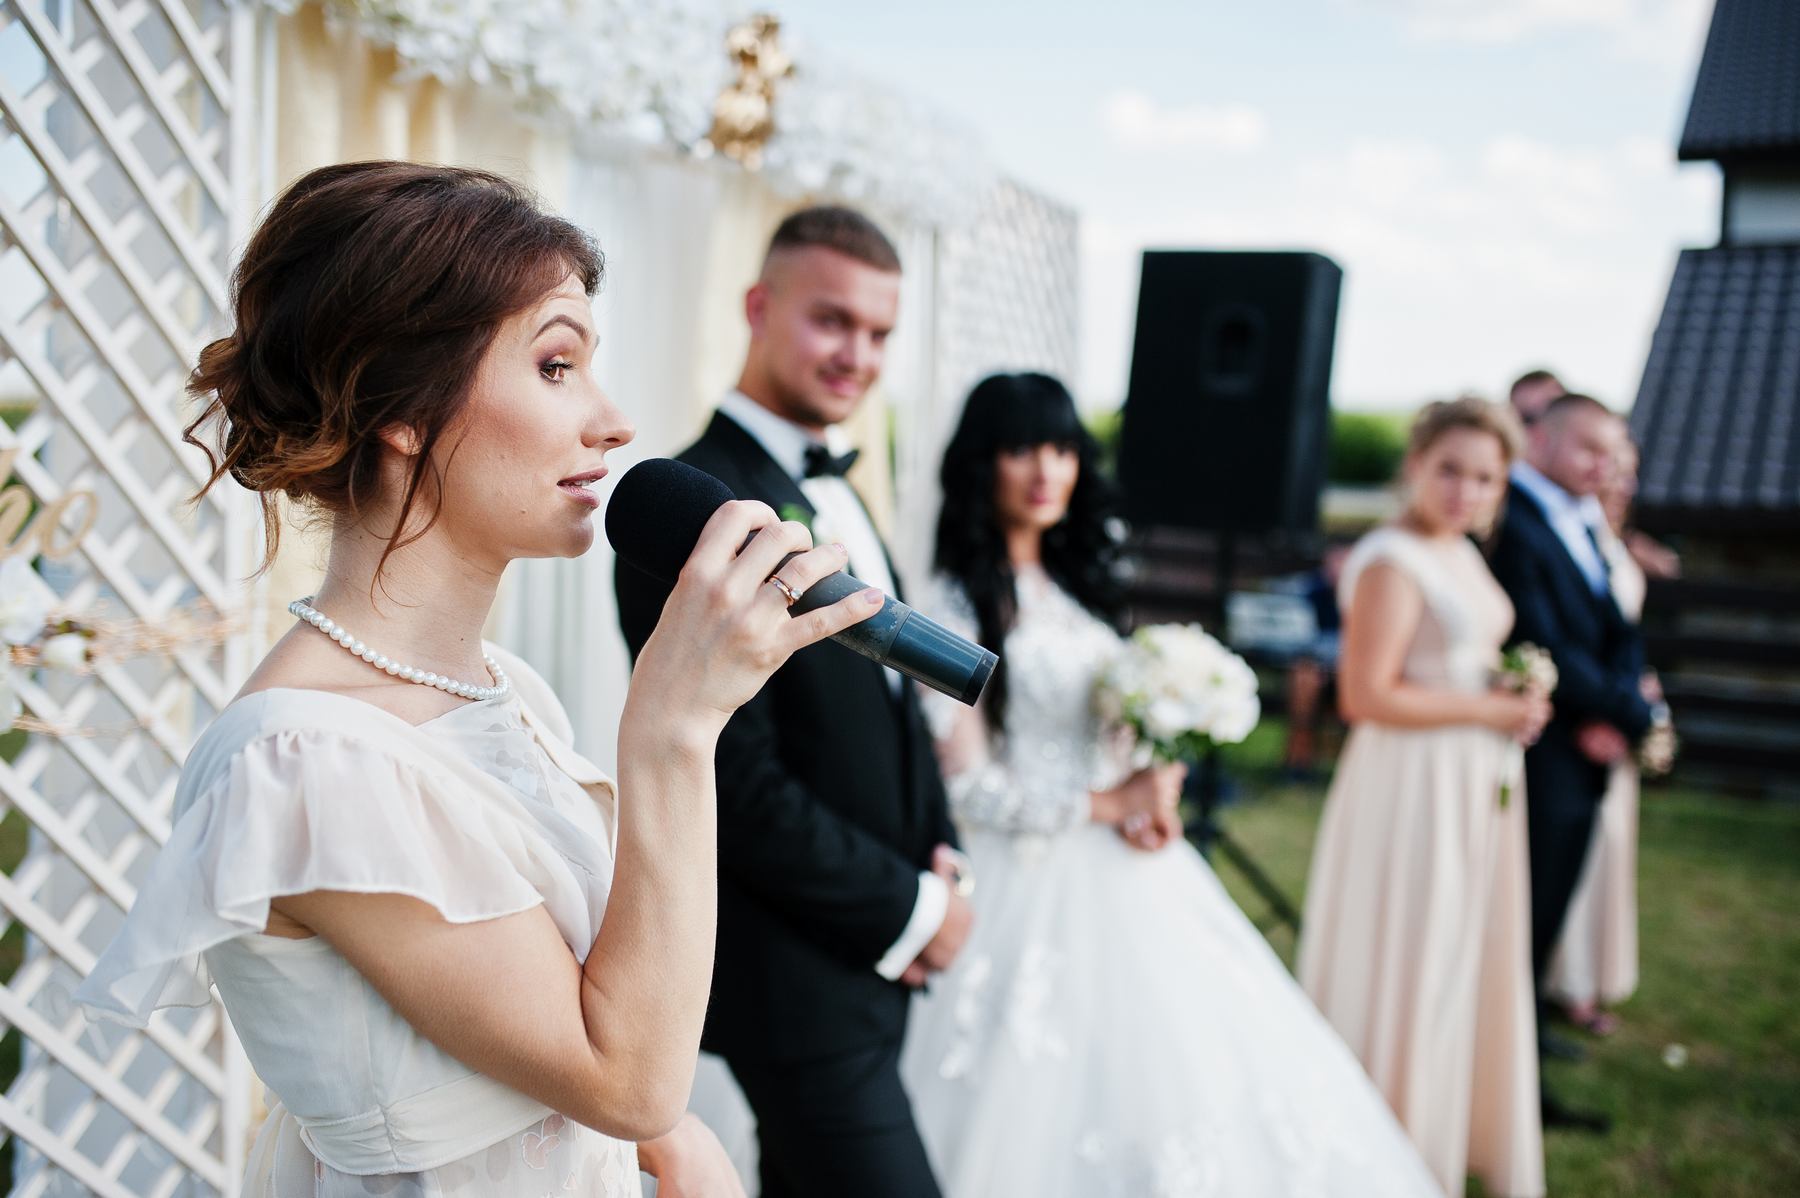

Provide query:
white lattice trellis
left=0, top=0, right=259, bottom=1192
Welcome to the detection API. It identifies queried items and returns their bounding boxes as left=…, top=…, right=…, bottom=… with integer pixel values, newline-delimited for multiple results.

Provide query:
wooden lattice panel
left=0, top=0, right=256, bottom=1192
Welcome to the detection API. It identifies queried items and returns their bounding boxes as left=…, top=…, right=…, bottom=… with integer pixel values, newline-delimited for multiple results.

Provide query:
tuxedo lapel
left=706, top=410, right=910, bottom=603
left=697, top=409, right=899, bottom=704
left=701, top=411, right=815, bottom=519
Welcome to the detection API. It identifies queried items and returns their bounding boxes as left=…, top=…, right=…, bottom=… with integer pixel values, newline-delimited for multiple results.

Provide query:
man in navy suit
left=1489, top=392, right=1659, bottom=1129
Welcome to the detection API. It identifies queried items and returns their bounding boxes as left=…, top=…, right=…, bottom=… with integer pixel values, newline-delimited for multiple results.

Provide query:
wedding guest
left=1509, top=365, right=1678, bottom=580
left=1490, top=392, right=1655, bottom=1133
left=1299, top=397, right=1549, bottom=1198
left=900, top=373, right=1440, bottom=1198
left=1509, top=368, right=1565, bottom=427
left=76, top=162, right=878, bottom=1194
left=615, top=207, right=965, bottom=1198
left=1546, top=435, right=1649, bottom=1035
left=1281, top=541, right=1351, bottom=778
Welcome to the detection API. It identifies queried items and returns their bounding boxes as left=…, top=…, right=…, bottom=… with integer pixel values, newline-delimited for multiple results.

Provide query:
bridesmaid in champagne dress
left=1547, top=439, right=1648, bottom=1028
left=1298, top=397, right=1550, bottom=1198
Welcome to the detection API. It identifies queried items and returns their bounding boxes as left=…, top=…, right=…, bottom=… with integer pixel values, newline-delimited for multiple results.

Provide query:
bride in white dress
left=898, top=373, right=1441, bottom=1198
left=74, top=162, right=876, bottom=1195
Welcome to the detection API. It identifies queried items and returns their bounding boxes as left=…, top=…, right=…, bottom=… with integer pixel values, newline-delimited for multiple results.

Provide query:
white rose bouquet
left=1494, top=643, right=1557, bottom=808
left=1096, top=623, right=1261, bottom=763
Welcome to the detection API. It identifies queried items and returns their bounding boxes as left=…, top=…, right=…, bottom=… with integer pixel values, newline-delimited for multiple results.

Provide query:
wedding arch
left=0, top=1, right=1078, bottom=1191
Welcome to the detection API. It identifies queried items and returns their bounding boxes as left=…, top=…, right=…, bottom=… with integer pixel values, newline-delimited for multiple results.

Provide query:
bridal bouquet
left=1640, top=711, right=1679, bottom=777
left=1494, top=643, right=1557, bottom=808
left=1096, top=623, right=1260, bottom=763
left=1497, top=643, right=1559, bottom=699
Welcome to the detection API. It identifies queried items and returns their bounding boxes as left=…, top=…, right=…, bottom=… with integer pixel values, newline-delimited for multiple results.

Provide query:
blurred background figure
left=1509, top=365, right=1680, bottom=582
left=1490, top=393, right=1655, bottom=1134
left=1509, top=369, right=1566, bottom=429
left=1546, top=435, right=1650, bottom=1035
left=1299, top=398, right=1548, bottom=1198
left=1279, top=541, right=1351, bottom=779
left=901, top=373, right=1440, bottom=1198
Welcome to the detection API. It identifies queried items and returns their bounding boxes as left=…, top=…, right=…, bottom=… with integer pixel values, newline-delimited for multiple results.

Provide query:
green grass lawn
left=1207, top=724, right=1800, bottom=1197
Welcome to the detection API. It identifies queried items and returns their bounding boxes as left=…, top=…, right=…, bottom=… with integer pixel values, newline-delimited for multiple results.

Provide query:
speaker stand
left=1185, top=522, right=1304, bottom=937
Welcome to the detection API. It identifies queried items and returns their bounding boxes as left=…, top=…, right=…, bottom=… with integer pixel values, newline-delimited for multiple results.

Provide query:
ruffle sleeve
left=75, top=716, right=562, bottom=1028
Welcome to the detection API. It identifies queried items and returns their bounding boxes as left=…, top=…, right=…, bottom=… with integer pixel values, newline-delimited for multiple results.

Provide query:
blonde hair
left=1405, top=395, right=1524, bottom=466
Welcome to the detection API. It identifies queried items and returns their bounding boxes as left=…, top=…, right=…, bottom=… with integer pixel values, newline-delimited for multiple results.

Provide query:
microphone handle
left=773, top=551, right=997, bottom=705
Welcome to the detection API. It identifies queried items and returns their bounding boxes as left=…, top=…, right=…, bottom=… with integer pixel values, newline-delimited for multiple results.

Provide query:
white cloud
left=1102, top=90, right=1268, bottom=153
left=1299, top=137, right=1456, bottom=212
left=1357, top=0, right=1710, bottom=65
left=1478, top=135, right=1621, bottom=234
left=1077, top=131, right=1718, bottom=412
left=1619, top=134, right=1672, bottom=174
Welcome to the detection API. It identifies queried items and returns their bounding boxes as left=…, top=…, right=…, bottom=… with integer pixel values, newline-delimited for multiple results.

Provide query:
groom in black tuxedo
left=1489, top=392, right=1655, bottom=1125
left=616, top=208, right=967, bottom=1197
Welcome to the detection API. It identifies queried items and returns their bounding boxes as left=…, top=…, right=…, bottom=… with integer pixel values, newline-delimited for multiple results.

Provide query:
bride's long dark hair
left=934, top=372, right=1125, bottom=734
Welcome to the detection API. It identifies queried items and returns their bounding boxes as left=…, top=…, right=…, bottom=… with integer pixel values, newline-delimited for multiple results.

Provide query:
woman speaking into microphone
left=75, top=161, right=877, bottom=1195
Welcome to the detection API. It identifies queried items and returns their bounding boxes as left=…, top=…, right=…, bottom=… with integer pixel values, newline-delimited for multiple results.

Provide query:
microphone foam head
left=605, top=458, right=736, bottom=583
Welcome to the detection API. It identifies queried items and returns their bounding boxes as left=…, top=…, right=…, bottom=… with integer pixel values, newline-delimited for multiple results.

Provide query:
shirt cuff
left=874, top=871, right=949, bottom=981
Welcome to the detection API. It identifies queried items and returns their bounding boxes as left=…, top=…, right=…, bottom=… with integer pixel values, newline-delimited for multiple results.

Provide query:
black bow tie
left=803, top=444, right=860, bottom=479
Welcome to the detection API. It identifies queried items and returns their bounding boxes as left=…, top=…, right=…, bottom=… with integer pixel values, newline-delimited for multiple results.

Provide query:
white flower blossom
left=40, top=632, right=90, bottom=671
left=1096, top=623, right=1262, bottom=758
left=0, top=558, right=54, bottom=646
left=278, top=0, right=990, bottom=226
left=0, top=662, right=18, bottom=726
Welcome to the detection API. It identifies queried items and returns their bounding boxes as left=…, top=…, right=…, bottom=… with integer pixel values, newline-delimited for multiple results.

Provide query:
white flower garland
left=261, top=0, right=992, bottom=225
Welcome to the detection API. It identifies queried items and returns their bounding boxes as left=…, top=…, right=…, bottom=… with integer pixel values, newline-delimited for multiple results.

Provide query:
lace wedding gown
left=898, top=566, right=1439, bottom=1198
left=77, top=649, right=641, bottom=1195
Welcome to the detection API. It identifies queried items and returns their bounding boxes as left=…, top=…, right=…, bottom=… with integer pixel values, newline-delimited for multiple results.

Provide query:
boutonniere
left=779, top=503, right=839, bottom=547
left=778, top=503, right=812, bottom=533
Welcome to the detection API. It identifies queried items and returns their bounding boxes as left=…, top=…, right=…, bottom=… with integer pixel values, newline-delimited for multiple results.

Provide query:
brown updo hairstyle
left=184, top=160, right=604, bottom=575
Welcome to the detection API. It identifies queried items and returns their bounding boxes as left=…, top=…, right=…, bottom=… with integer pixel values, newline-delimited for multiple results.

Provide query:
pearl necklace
left=288, top=597, right=511, bottom=702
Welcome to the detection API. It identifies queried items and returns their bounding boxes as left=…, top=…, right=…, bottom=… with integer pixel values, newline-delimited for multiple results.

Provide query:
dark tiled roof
left=1678, top=0, right=1800, bottom=162
left=1631, top=244, right=1800, bottom=519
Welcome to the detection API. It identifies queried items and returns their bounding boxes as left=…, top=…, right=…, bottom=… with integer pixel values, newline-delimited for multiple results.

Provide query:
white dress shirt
left=716, top=391, right=949, bottom=980
left=1511, top=462, right=1610, bottom=595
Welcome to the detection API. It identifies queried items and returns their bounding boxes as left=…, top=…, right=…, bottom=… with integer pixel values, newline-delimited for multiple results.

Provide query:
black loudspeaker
left=1119, top=250, right=1342, bottom=537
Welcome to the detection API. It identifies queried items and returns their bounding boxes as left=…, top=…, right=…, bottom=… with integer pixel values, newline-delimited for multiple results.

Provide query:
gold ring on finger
left=766, top=575, right=802, bottom=607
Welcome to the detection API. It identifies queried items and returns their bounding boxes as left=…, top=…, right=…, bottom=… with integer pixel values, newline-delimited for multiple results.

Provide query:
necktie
left=1583, top=523, right=1612, bottom=594
left=803, top=444, right=860, bottom=479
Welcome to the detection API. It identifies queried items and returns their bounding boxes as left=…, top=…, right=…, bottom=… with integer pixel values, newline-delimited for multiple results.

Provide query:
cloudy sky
left=773, top=0, right=1721, bottom=411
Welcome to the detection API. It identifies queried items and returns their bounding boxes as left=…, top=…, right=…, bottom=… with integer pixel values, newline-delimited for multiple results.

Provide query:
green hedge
left=1086, top=405, right=1408, bottom=488
left=1084, top=406, right=1123, bottom=474
left=1, top=399, right=34, bottom=432
left=1327, top=410, right=1408, bottom=486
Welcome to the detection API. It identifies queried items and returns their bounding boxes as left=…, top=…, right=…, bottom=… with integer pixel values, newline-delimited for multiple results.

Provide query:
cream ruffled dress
left=76, top=648, right=642, bottom=1195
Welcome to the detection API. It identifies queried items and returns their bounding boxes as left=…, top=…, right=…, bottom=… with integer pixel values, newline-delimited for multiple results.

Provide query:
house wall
left=1725, top=166, right=1800, bottom=244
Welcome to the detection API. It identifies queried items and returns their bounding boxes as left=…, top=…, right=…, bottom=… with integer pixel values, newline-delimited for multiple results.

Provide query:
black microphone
left=606, top=457, right=997, bottom=706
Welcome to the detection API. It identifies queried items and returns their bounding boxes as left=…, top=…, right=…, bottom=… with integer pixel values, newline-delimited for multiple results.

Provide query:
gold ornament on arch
left=0, top=447, right=100, bottom=562
left=704, top=12, right=794, bottom=170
